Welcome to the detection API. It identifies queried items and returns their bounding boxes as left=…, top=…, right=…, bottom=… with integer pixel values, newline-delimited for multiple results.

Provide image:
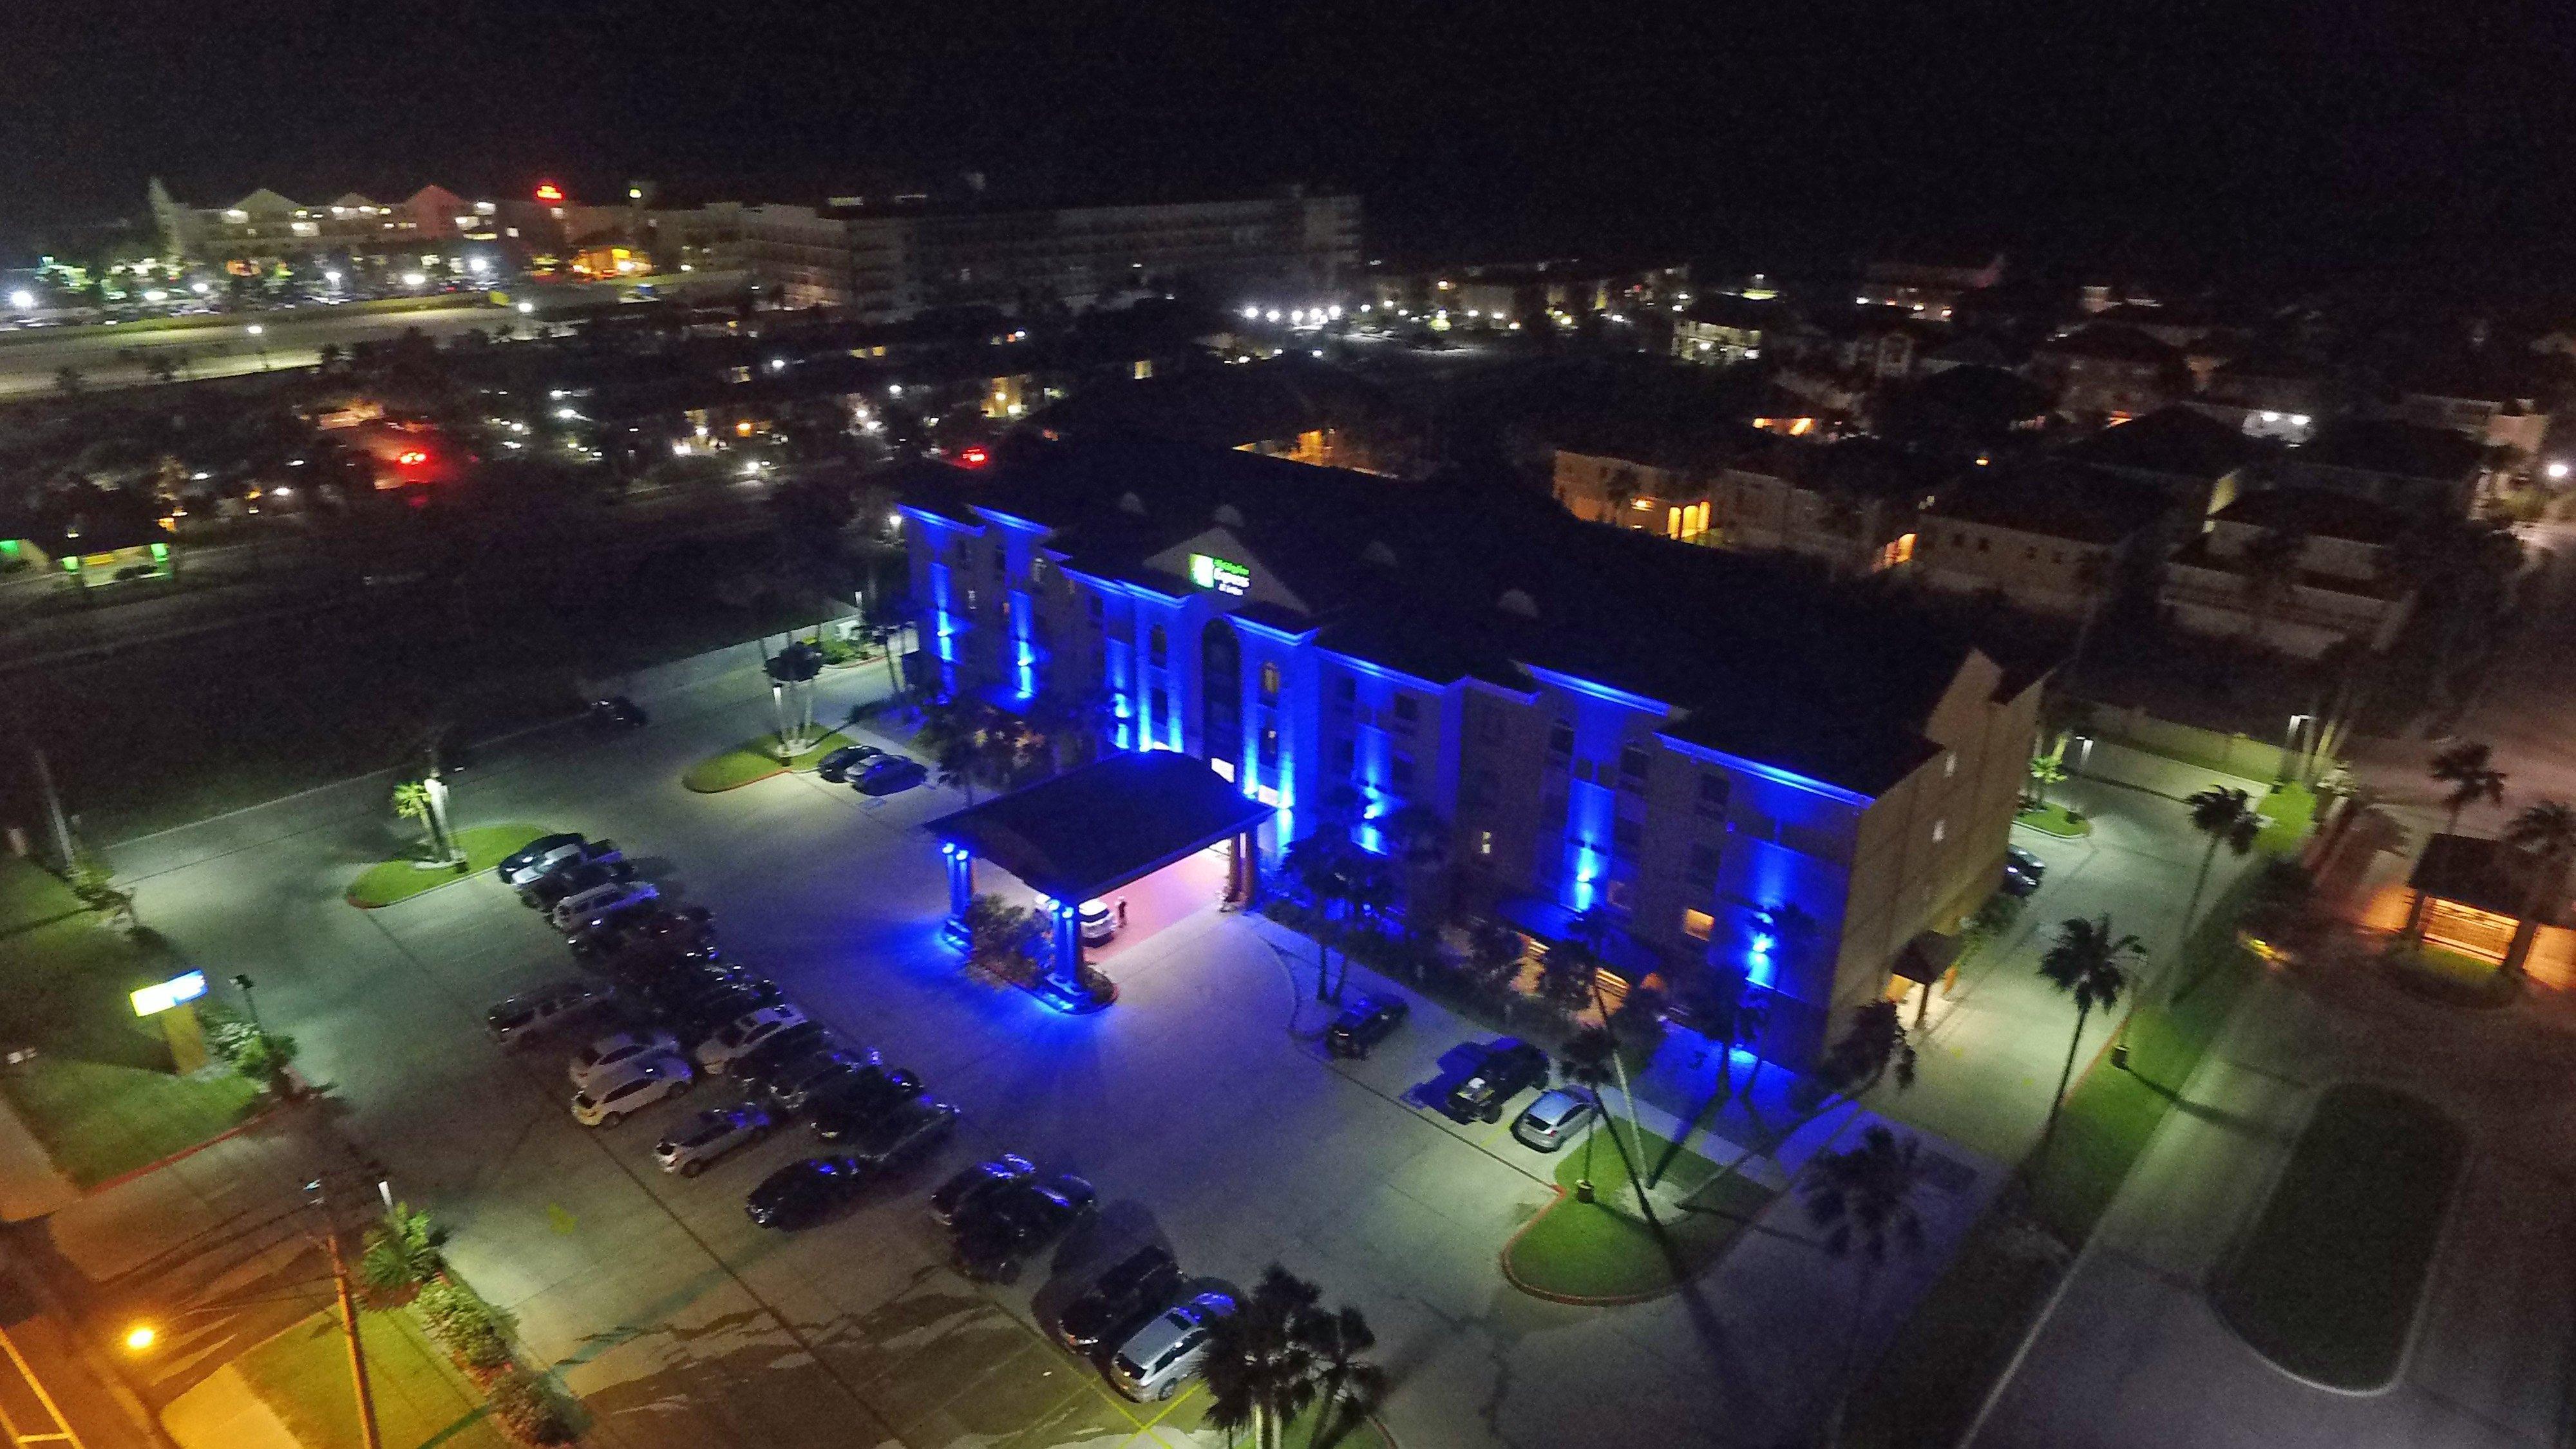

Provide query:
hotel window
left=1618, top=745, right=1651, bottom=792
left=1148, top=623, right=1167, bottom=667
left=1333, top=676, right=1357, bottom=712
left=1258, top=726, right=1280, bottom=770
left=1259, top=661, right=1281, bottom=703
left=1932, top=819, right=1947, bottom=844
left=1697, top=772, right=1730, bottom=818
left=1477, top=830, right=1494, bottom=858
left=1392, top=693, right=1420, bottom=729
left=1548, top=721, right=1575, bottom=759
left=1687, top=842, right=1721, bottom=885
left=1681, top=907, right=1716, bottom=942
left=1475, top=703, right=1506, bottom=744
left=1390, top=754, right=1416, bottom=793
left=1334, top=738, right=1358, bottom=775
left=1087, top=594, right=1105, bottom=622
left=1613, top=817, right=1643, bottom=855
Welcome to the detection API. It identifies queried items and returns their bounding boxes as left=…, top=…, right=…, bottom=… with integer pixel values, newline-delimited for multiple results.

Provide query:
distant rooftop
left=1927, top=464, right=2170, bottom=544
left=2300, top=418, right=2488, bottom=480
left=2211, top=486, right=2411, bottom=545
left=2067, top=405, right=2268, bottom=480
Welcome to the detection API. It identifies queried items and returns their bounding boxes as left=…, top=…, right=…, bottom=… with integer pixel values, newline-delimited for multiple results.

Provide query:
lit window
left=1932, top=819, right=1947, bottom=844
left=1944, top=754, right=1956, bottom=778
left=1210, top=757, right=1236, bottom=782
left=1477, top=830, right=1494, bottom=858
left=1682, top=908, right=1715, bottom=942
left=1259, top=661, right=1281, bottom=702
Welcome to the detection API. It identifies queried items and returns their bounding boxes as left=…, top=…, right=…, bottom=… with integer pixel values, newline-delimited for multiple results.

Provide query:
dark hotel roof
left=1926, top=464, right=2170, bottom=545
left=896, top=437, right=2046, bottom=798
left=2299, top=419, right=2486, bottom=480
left=2410, top=833, right=2561, bottom=923
left=925, top=751, right=1273, bottom=905
left=2067, top=405, right=2266, bottom=480
left=2211, top=486, right=2410, bottom=545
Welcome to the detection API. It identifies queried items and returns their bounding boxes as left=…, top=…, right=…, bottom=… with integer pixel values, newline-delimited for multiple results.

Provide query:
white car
left=570, top=1054, right=692, bottom=1128
left=549, top=880, right=658, bottom=931
left=1080, top=899, right=1115, bottom=945
left=1108, top=1291, right=1237, bottom=1400
left=694, top=1005, right=812, bottom=1074
left=569, top=1029, right=681, bottom=1094
left=653, top=1104, right=777, bottom=1176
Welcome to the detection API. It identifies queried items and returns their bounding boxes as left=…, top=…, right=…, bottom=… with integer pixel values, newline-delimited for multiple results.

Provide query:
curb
left=1495, top=1182, right=1678, bottom=1307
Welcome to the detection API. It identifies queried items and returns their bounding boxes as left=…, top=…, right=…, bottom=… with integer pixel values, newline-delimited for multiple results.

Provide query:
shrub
left=486, top=1370, right=577, bottom=1445
left=416, top=1281, right=511, bottom=1372
left=358, top=1206, right=448, bottom=1309
left=817, top=636, right=861, bottom=666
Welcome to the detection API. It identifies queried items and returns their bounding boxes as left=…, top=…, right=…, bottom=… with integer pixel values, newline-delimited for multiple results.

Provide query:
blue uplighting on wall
left=1746, top=931, right=1776, bottom=989
left=1518, top=662, right=1670, bottom=715
left=1658, top=732, right=1873, bottom=808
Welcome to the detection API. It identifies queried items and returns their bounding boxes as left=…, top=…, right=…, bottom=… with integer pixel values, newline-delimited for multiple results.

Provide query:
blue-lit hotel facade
left=895, top=439, right=2046, bottom=1068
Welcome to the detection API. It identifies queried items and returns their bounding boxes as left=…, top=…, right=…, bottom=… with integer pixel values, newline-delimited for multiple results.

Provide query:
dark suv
left=1325, top=994, right=1410, bottom=1058
left=1445, top=1040, right=1549, bottom=1122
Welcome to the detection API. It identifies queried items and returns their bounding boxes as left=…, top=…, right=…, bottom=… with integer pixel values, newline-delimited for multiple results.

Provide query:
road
left=2345, top=520, right=2576, bottom=843
left=0, top=302, right=510, bottom=398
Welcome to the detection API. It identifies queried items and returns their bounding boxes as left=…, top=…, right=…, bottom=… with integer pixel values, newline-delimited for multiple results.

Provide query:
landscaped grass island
left=681, top=731, right=856, bottom=793
left=1503, top=1127, right=1773, bottom=1302
left=2211, top=1083, right=2463, bottom=1390
left=239, top=1307, right=514, bottom=1449
left=345, top=822, right=552, bottom=909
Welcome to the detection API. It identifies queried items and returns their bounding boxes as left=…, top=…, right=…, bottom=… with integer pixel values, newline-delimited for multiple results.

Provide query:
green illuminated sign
left=1188, top=553, right=1250, bottom=596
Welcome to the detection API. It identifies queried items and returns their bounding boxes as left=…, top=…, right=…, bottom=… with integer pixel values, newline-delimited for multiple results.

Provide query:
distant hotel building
left=894, top=438, right=2043, bottom=1070
left=745, top=187, right=1361, bottom=317
left=147, top=179, right=743, bottom=276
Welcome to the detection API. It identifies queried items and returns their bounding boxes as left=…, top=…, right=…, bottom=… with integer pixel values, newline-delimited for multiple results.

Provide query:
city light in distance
left=5, top=290, right=32, bottom=310
left=535, top=182, right=565, bottom=203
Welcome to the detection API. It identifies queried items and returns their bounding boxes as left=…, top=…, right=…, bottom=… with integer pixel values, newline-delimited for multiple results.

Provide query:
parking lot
left=98, top=659, right=1969, bottom=1449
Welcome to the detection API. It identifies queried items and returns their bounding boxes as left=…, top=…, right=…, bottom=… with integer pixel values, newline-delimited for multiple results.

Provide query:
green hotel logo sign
left=1188, top=553, right=1251, bottom=596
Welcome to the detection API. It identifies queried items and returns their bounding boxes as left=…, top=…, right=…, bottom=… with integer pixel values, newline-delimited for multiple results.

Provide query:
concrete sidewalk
left=0, top=1094, right=78, bottom=1224
left=164, top=1364, right=297, bottom=1449
left=2072, top=737, right=2277, bottom=804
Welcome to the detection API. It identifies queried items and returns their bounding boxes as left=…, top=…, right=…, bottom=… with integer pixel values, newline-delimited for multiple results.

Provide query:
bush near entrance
left=346, top=823, right=553, bottom=908
left=679, top=731, right=855, bottom=793
left=0, top=859, right=263, bottom=1187
left=1503, top=1128, right=1774, bottom=1303
left=2014, top=802, right=2091, bottom=838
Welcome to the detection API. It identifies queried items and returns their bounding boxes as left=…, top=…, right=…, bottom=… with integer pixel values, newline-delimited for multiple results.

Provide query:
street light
left=231, top=974, right=260, bottom=1036
left=124, top=1325, right=156, bottom=1352
left=6, top=289, right=33, bottom=311
left=2283, top=713, right=2311, bottom=775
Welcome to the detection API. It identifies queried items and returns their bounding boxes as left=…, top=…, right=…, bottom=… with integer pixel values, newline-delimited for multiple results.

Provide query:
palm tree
left=52, top=366, right=82, bottom=397
left=1283, top=831, right=1359, bottom=1001
left=1372, top=801, right=1450, bottom=933
left=1600, top=465, right=1641, bottom=527
left=1302, top=1305, right=1386, bottom=1448
left=762, top=639, right=825, bottom=754
left=391, top=780, right=449, bottom=863
left=1801, top=1124, right=1929, bottom=1445
left=2428, top=741, right=2508, bottom=835
left=1651, top=961, right=1768, bottom=1187
left=2179, top=786, right=2260, bottom=949
left=357, top=1204, right=448, bottom=1308
left=2503, top=800, right=2576, bottom=978
left=2036, top=915, right=2143, bottom=1151
left=1567, top=905, right=1654, bottom=1179
left=1557, top=1024, right=1620, bottom=1202
left=1202, top=1264, right=1327, bottom=1449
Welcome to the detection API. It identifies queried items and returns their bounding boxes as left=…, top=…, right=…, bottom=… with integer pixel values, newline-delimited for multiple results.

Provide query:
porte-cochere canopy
left=923, top=750, right=1274, bottom=907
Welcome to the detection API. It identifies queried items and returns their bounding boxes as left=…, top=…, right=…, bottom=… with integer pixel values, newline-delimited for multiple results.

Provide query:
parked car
left=569, top=1029, right=681, bottom=1094
left=805, top=1065, right=925, bottom=1141
left=1107, top=1291, right=1238, bottom=1401
left=839, top=1096, right=958, bottom=1172
left=654, top=1104, right=776, bottom=1177
left=497, top=833, right=587, bottom=887
left=1056, top=1244, right=1185, bottom=1356
left=551, top=880, right=658, bottom=932
left=951, top=1173, right=1098, bottom=1283
left=659, top=980, right=787, bottom=1039
left=565, top=899, right=679, bottom=958
left=929, top=1153, right=1034, bottom=1227
left=487, top=981, right=612, bottom=1050
left=853, top=756, right=927, bottom=795
left=744, top=1156, right=866, bottom=1229
left=1999, top=866, right=2040, bottom=899
left=1325, top=994, right=1409, bottom=1058
left=815, top=744, right=884, bottom=782
left=2006, top=845, right=2047, bottom=883
left=696, top=1005, right=812, bottom=1074
left=1511, top=1088, right=1600, bottom=1153
left=724, top=1023, right=840, bottom=1090
left=762, top=1048, right=877, bottom=1115
left=1079, top=898, right=1115, bottom=945
left=588, top=696, right=647, bottom=730
left=523, top=857, right=636, bottom=910
left=1446, top=1040, right=1550, bottom=1122
left=570, top=1054, right=692, bottom=1128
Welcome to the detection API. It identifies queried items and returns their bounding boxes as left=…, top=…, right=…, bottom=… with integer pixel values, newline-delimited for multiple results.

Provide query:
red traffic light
left=534, top=182, right=565, bottom=204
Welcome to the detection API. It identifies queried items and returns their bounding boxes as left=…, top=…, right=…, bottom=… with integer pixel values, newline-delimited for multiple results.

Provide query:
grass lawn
left=1845, top=873, right=2267, bottom=1447
left=2257, top=782, right=2318, bottom=855
left=2383, top=943, right=2516, bottom=1008
left=2014, top=802, right=2092, bottom=838
left=239, top=1307, right=513, bottom=1449
left=345, top=823, right=552, bottom=909
left=0, top=860, right=263, bottom=1186
left=1504, top=1127, right=1774, bottom=1302
left=2211, top=1084, right=2463, bottom=1389
left=680, top=730, right=855, bottom=793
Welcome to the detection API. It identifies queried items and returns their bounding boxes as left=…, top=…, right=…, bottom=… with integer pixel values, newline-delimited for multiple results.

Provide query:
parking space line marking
left=0, top=1326, right=80, bottom=1449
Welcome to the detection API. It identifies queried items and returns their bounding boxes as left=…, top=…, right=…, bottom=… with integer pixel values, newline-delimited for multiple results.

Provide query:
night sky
left=11, top=1, right=2576, bottom=298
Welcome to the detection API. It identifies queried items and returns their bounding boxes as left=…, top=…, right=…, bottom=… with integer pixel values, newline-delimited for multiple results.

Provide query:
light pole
left=305, top=1177, right=384, bottom=1449
left=2282, top=714, right=2311, bottom=781
left=423, top=772, right=457, bottom=865
left=231, top=974, right=260, bottom=1036
left=246, top=323, right=269, bottom=370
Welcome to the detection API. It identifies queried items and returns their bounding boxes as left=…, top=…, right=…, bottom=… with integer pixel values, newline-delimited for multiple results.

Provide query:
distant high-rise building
left=743, top=187, right=1361, bottom=317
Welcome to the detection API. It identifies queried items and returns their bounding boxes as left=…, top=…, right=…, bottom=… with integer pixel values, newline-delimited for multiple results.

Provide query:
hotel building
left=894, top=440, right=2045, bottom=1068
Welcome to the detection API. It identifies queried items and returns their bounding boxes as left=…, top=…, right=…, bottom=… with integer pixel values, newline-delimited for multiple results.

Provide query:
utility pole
left=29, top=746, right=74, bottom=869
left=307, top=1177, right=384, bottom=1449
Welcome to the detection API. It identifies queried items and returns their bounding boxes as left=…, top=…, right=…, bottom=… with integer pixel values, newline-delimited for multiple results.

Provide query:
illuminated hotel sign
left=131, top=971, right=207, bottom=1017
left=1189, top=553, right=1251, bottom=596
